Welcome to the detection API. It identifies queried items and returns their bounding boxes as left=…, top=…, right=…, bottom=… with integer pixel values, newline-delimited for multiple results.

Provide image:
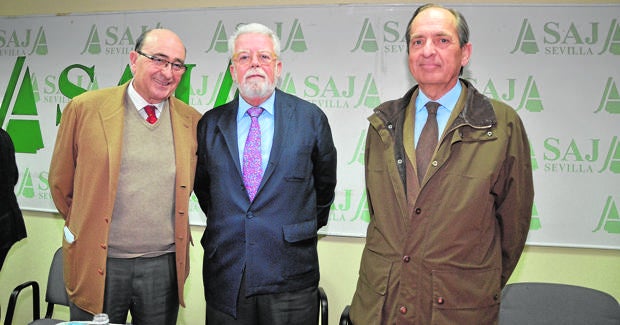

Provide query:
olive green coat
left=350, top=80, right=534, bottom=325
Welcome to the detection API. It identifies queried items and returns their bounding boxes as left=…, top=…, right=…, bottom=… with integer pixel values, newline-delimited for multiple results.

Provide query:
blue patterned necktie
left=243, top=107, right=264, bottom=201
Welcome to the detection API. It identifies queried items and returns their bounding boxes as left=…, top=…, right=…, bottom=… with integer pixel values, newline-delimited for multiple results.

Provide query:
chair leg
left=339, top=305, right=351, bottom=325
left=318, top=287, right=328, bottom=325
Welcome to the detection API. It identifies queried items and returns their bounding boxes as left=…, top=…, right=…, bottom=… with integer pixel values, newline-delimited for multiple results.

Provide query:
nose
left=422, top=40, right=436, bottom=56
left=160, top=62, right=174, bottom=76
left=249, top=53, right=261, bottom=67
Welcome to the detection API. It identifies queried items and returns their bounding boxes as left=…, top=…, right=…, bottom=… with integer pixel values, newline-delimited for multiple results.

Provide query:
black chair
left=499, top=282, right=620, bottom=325
left=4, top=247, right=69, bottom=325
left=318, top=287, right=328, bottom=325
left=339, top=305, right=351, bottom=325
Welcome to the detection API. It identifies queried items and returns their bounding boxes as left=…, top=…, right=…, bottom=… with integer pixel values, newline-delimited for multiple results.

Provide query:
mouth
left=245, top=73, right=265, bottom=80
left=153, top=78, right=172, bottom=87
left=419, top=62, right=440, bottom=70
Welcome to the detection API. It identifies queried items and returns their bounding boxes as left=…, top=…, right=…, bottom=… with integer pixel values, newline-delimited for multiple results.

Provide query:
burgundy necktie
left=416, top=101, right=440, bottom=185
left=243, top=107, right=264, bottom=201
left=144, top=105, right=158, bottom=124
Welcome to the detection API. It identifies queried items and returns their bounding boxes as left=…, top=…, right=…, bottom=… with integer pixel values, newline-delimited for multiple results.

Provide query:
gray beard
left=238, top=79, right=276, bottom=99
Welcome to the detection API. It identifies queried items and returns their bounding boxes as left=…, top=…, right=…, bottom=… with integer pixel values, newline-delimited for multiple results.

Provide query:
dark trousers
left=206, top=272, right=318, bottom=325
left=70, top=253, right=178, bottom=325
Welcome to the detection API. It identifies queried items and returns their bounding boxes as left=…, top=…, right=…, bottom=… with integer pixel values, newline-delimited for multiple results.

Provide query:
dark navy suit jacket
left=194, top=89, right=337, bottom=318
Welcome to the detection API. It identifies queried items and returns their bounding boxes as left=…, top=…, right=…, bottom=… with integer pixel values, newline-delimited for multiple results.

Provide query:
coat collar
left=370, top=79, right=497, bottom=130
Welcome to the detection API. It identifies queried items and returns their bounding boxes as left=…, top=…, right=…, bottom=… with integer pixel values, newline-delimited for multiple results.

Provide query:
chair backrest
left=45, top=247, right=69, bottom=307
left=499, top=282, right=620, bottom=325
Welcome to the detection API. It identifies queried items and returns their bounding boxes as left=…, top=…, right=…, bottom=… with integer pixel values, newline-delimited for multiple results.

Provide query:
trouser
left=206, top=271, right=318, bottom=325
left=70, top=253, right=178, bottom=325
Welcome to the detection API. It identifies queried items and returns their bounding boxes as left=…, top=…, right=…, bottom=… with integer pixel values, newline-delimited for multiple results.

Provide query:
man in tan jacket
left=49, top=28, right=201, bottom=325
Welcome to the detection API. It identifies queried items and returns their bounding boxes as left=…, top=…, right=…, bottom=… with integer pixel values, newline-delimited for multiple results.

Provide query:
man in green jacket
left=349, top=4, right=534, bottom=324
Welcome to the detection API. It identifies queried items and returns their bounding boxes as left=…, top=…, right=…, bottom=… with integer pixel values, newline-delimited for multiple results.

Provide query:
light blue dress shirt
left=237, top=93, right=275, bottom=173
left=414, top=81, right=462, bottom=148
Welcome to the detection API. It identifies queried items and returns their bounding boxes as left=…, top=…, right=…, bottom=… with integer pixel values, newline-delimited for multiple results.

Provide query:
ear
left=274, top=60, right=283, bottom=79
left=229, top=64, right=237, bottom=83
left=129, top=51, right=139, bottom=73
left=461, top=43, right=472, bottom=67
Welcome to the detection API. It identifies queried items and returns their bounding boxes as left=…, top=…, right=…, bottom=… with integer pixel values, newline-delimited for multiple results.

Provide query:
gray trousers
left=70, top=253, right=178, bottom=325
left=206, top=271, right=318, bottom=325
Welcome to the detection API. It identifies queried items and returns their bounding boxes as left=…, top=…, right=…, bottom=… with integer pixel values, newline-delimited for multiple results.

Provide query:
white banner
left=1, top=4, right=619, bottom=249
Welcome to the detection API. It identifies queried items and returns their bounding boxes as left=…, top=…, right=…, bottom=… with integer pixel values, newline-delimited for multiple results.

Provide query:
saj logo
left=330, top=189, right=370, bottom=223
left=0, top=26, right=48, bottom=56
left=188, top=69, right=238, bottom=109
left=530, top=203, right=541, bottom=230
left=593, top=196, right=620, bottom=234
left=346, top=129, right=367, bottom=166
left=206, top=20, right=308, bottom=54
left=543, top=136, right=620, bottom=174
left=279, top=73, right=380, bottom=109
left=351, top=18, right=407, bottom=53
left=16, top=167, right=50, bottom=201
left=595, top=77, right=620, bottom=114
left=511, top=18, right=620, bottom=55
left=81, top=24, right=163, bottom=55
left=467, top=76, right=543, bottom=112
left=1, top=56, right=44, bottom=153
left=32, top=71, right=99, bottom=108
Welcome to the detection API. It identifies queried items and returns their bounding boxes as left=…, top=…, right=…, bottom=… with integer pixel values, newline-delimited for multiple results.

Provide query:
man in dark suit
left=0, top=127, right=27, bottom=271
left=194, top=23, right=337, bottom=325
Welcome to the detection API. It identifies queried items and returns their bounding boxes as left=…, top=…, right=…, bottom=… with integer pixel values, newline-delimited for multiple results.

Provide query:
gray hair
left=228, top=23, right=282, bottom=58
left=405, top=3, right=470, bottom=51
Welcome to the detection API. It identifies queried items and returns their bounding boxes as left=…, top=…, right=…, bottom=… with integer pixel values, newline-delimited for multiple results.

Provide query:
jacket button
left=399, top=306, right=407, bottom=314
left=431, top=160, right=438, bottom=167
left=437, top=297, right=445, bottom=304
left=402, top=256, right=411, bottom=263
left=415, top=208, right=422, bottom=214
left=397, top=158, right=403, bottom=164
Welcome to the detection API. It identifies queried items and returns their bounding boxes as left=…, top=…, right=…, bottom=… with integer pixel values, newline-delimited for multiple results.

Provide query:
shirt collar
left=237, top=92, right=276, bottom=121
left=128, top=80, right=165, bottom=112
left=415, top=81, right=462, bottom=113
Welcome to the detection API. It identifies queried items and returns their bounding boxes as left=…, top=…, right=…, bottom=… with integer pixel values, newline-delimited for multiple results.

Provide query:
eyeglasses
left=232, top=51, right=277, bottom=66
left=136, top=50, right=187, bottom=73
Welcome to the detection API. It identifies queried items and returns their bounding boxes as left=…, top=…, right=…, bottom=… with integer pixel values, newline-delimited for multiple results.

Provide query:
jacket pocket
left=282, top=219, right=317, bottom=243
left=430, top=267, right=501, bottom=324
left=350, top=248, right=394, bottom=324
left=284, top=145, right=313, bottom=181
left=281, top=220, right=318, bottom=279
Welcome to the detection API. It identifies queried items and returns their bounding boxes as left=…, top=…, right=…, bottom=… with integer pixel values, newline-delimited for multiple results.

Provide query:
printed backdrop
left=1, top=4, right=619, bottom=249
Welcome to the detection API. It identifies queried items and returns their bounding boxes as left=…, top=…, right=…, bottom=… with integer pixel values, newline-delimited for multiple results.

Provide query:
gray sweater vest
left=108, top=102, right=176, bottom=258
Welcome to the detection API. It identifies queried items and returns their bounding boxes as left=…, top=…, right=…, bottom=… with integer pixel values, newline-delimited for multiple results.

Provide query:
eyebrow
left=411, top=30, right=452, bottom=39
left=150, top=52, right=185, bottom=64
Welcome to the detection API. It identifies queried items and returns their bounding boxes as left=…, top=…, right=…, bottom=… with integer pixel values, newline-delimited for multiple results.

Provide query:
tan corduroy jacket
left=49, top=82, right=201, bottom=314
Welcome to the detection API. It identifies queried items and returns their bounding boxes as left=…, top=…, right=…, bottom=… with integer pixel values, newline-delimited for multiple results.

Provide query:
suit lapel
left=260, top=90, right=291, bottom=187
left=169, top=100, right=193, bottom=183
left=99, top=85, right=127, bottom=192
left=216, top=99, right=244, bottom=177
